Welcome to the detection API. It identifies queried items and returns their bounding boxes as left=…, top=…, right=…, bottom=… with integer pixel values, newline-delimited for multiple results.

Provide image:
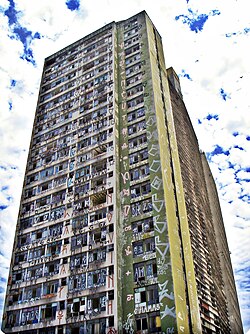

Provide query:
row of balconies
left=26, top=137, right=113, bottom=176
left=41, top=55, right=112, bottom=99
left=29, top=123, right=113, bottom=168
left=40, top=63, right=112, bottom=109
left=34, top=95, right=113, bottom=141
left=20, top=185, right=112, bottom=218
left=34, top=60, right=145, bottom=149
left=43, top=35, right=112, bottom=79
left=25, top=158, right=113, bottom=192
left=22, top=167, right=114, bottom=208
left=17, top=206, right=114, bottom=246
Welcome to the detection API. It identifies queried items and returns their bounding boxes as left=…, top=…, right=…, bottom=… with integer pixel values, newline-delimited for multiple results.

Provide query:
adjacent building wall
left=201, top=153, right=244, bottom=334
left=167, top=67, right=242, bottom=333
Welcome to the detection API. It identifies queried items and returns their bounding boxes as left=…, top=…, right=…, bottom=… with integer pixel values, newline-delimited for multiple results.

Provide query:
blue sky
left=0, top=0, right=249, bottom=332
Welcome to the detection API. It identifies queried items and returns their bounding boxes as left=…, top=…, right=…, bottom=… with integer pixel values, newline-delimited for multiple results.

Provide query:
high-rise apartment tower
left=2, top=11, right=243, bottom=334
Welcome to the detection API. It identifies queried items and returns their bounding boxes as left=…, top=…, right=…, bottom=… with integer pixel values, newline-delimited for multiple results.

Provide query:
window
left=149, top=312, right=161, bottom=333
left=55, top=162, right=68, bottom=174
left=132, top=217, right=154, bottom=234
left=85, top=318, right=106, bottom=334
left=26, top=265, right=43, bottom=280
left=146, top=261, right=157, bottom=278
left=124, top=19, right=138, bottom=31
left=43, top=281, right=59, bottom=295
left=125, top=53, right=141, bottom=66
left=78, top=137, right=91, bottom=150
left=135, top=287, right=146, bottom=304
left=75, top=183, right=90, bottom=197
left=128, top=120, right=146, bottom=135
left=148, top=285, right=159, bottom=305
left=131, top=199, right=153, bottom=217
left=32, top=229, right=46, bottom=242
left=71, top=234, right=88, bottom=250
left=28, top=246, right=45, bottom=260
left=133, top=241, right=143, bottom=257
left=44, top=260, right=60, bottom=276
left=57, top=147, right=70, bottom=159
left=67, top=297, right=87, bottom=317
left=91, top=190, right=106, bottom=207
left=89, top=227, right=107, bottom=245
left=92, top=106, right=108, bottom=119
left=127, top=95, right=144, bottom=108
left=46, top=241, right=62, bottom=256
left=90, top=208, right=107, bottom=222
left=70, top=253, right=88, bottom=270
left=78, top=152, right=92, bottom=164
left=22, top=201, right=35, bottom=214
left=58, top=327, right=63, bottom=334
left=87, top=294, right=106, bottom=312
left=75, top=165, right=91, bottom=179
left=145, top=237, right=155, bottom=253
left=20, top=307, right=39, bottom=325
left=94, top=73, right=108, bottom=85
left=130, top=168, right=139, bottom=181
left=124, top=35, right=140, bottom=47
left=20, top=217, right=33, bottom=230
left=37, top=180, right=53, bottom=193
left=130, top=164, right=149, bottom=181
left=24, top=187, right=36, bottom=199
left=128, top=108, right=145, bottom=122
left=73, top=198, right=90, bottom=214
left=41, top=303, right=57, bottom=320
left=133, top=237, right=155, bottom=257
left=126, top=73, right=142, bottom=86
left=49, top=222, right=63, bottom=236
left=17, top=233, right=31, bottom=247
left=108, top=290, right=114, bottom=300
left=53, top=175, right=67, bottom=188
left=124, top=27, right=138, bottom=39
left=136, top=315, right=148, bottom=331
left=78, top=123, right=93, bottom=137
left=68, top=274, right=86, bottom=292
left=109, top=316, right=114, bottom=327
left=39, top=328, right=56, bottom=334
left=72, top=215, right=88, bottom=231
left=92, top=130, right=108, bottom=145
left=93, top=176, right=106, bottom=188
left=129, top=148, right=148, bottom=165
left=89, top=248, right=106, bottom=263
left=36, top=195, right=51, bottom=208
left=51, top=190, right=66, bottom=204
left=12, top=270, right=25, bottom=283
left=135, top=312, right=161, bottom=333
left=6, top=310, right=20, bottom=327
left=92, top=160, right=107, bottom=174
left=125, top=43, right=140, bottom=56
left=134, top=260, right=157, bottom=282
left=126, top=63, right=142, bottom=77
left=133, top=263, right=145, bottom=281
left=14, top=251, right=28, bottom=264
left=9, top=291, right=20, bottom=305
left=127, top=84, right=143, bottom=97
left=87, top=268, right=107, bottom=288
left=131, top=181, right=151, bottom=198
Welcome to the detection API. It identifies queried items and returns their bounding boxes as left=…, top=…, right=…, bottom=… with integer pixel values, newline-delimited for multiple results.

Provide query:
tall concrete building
left=2, top=11, right=243, bottom=334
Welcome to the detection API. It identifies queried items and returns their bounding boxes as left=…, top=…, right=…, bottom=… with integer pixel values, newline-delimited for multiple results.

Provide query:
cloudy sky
left=0, top=0, right=249, bottom=332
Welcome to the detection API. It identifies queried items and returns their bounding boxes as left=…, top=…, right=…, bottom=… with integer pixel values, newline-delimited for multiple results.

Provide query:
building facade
left=2, top=11, right=243, bottom=334
left=201, top=154, right=243, bottom=334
